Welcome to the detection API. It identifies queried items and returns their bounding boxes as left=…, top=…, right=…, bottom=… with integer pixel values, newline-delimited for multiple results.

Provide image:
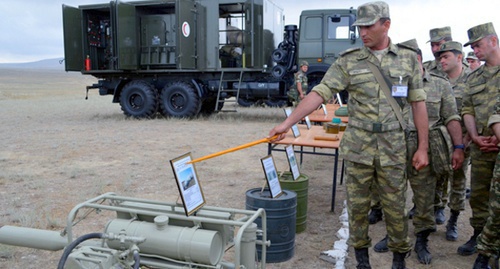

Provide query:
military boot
left=354, top=248, right=371, bottom=269
left=435, top=207, right=445, bottom=225
left=472, top=254, right=491, bottom=269
left=368, top=208, right=383, bottom=224
left=446, top=209, right=460, bottom=241
left=391, top=251, right=408, bottom=269
left=458, top=229, right=481, bottom=256
left=373, top=234, right=389, bottom=253
left=415, top=229, right=432, bottom=264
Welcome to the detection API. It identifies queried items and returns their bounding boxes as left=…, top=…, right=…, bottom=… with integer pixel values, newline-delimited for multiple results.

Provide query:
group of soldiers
left=270, top=1, right=499, bottom=269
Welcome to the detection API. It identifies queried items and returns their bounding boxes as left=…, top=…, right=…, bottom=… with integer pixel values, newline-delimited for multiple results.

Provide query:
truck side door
left=116, top=1, right=138, bottom=70
left=62, top=5, right=84, bottom=71
left=176, top=0, right=197, bottom=69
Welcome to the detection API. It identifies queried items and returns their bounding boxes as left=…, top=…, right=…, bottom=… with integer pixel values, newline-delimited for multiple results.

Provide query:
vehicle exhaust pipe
left=0, top=225, right=67, bottom=251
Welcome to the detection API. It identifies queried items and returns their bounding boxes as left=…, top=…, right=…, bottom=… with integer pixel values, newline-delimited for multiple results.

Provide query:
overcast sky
left=0, top=0, right=498, bottom=63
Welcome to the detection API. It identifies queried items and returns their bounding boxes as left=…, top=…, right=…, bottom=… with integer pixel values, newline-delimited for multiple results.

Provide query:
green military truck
left=62, top=0, right=360, bottom=118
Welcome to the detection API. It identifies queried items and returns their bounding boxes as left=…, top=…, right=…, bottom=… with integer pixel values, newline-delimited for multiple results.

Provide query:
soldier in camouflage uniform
left=372, top=39, right=464, bottom=265
left=423, top=27, right=452, bottom=76
left=268, top=2, right=429, bottom=268
left=459, top=22, right=500, bottom=258
left=423, top=26, right=470, bottom=77
left=466, top=51, right=482, bottom=71
left=437, top=41, right=471, bottom=241
left=474, top=80, right=500, bottom=269
left=288, top=61, right=309, bottom=106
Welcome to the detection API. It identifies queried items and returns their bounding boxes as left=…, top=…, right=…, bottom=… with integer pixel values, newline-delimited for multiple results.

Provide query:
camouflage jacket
left=312, top=40, right=426, bottom=166
left=408, top=70, right=460, bottom=130
left=448, top=68, right=470, bottom=136
left=292, top=70, right=308, bottom=91
left=462, top=65, right=500, bottom=160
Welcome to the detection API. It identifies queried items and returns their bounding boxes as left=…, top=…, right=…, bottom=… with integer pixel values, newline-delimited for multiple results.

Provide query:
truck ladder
left=216, top=70, right=243, bottom=112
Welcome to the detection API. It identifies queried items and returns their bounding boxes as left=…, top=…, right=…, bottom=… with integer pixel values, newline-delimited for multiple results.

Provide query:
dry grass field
left=0, top=67, right=477, bottom=268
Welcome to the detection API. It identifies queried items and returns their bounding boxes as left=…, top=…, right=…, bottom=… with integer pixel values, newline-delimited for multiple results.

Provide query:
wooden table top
left=271, top=125, right=344, bottom=149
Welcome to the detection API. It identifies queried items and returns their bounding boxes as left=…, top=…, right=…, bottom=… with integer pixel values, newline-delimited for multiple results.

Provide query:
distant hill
left=0, top=58, right=65, bottom=70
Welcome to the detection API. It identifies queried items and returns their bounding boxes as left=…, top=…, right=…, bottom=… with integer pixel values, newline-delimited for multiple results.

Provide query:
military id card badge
left=391, top=76, right=408, bottom=97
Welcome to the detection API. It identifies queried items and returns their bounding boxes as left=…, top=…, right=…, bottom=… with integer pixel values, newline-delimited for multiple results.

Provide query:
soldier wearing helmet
left=288, top=60, right=309, bottom=106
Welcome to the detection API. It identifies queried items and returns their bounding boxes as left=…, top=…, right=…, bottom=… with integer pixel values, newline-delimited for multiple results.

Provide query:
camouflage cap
left=300, top=60, right=309, bottom=67
left=427, top=26, right=452, bottom=43
left=399, top=38, right=419, bottom=51
left=437, top=41, right=463, bottom=56
left=464, top=22, right=497, bottom=46
left=466, top=51, right=478, bottom=60
left=352, top=1, right=390, bottom=27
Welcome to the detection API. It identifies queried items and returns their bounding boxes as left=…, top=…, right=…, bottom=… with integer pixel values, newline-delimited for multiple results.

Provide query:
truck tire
left=119, top=80, right=158, bottom=118
left=200, top=96, right=224, bottom=115
left=160, top=81, right=201, bottom=117
left=264, top=98, right=287, bottom=108
left=237, top=98, right=256, bottom=107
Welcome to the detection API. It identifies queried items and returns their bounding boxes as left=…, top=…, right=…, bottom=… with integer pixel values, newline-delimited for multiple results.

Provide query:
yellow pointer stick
left=188, top=135, right=279, bottom=164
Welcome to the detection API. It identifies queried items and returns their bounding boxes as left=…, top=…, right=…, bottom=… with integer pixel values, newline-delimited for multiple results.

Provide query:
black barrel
left=245, top=188, right=297, bottom=263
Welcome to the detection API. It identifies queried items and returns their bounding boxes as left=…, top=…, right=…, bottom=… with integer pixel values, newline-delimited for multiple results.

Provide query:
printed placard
left=283, top=107, right=301, bottom=138
left=261, top=155, right=283, bottom=198
left=170, top=153, right=206, bottom=216
left=285, top=145, right=300, bottom=180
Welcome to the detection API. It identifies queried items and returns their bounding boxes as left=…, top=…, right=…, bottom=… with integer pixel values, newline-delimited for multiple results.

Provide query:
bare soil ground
left=0, top=68, right=477, bottom=268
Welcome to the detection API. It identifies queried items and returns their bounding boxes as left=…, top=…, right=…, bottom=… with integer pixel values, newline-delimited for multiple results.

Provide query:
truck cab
left=298, top=8, right=361, bottom=100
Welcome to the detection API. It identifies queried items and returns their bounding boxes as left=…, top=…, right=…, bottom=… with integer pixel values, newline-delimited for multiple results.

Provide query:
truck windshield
left=327, top=16, right=356, bottom=40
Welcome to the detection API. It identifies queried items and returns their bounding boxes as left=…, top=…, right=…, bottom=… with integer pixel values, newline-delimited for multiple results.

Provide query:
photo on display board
left=170, top=152, right=206, bottom=216
left=285, top=144, right=300, bottom=180
left=260, top=155, right=283, bottom=198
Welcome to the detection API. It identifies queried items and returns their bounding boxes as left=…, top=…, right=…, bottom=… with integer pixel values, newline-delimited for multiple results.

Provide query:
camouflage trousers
left=469, top=159, right=495, bottom=230
left=435, top=155, right=469, bottom=211
left=477, top=154, right=500, bottom=257
left=287, top=88, right=302, bottom=106
left=345, top=159, right=411, bottom=253
left=406, top=131, right=436, bottom=233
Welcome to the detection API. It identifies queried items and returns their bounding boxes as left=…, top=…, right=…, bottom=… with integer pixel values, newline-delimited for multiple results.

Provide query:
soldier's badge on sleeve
left=391, top=76, right=408, bottom=97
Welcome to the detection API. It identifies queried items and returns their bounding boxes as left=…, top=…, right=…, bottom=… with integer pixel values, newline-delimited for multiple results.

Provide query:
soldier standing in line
left=372, top=39, right=464, bottom=265
left=268, top=2, right=429, bottom=268
left=288, top=61, right=309, bottom=106
left=466, top=51, right=482, bottom=71
left=473, top=82, right=500, bottom=269
left=436, top=41, right=471, bottom=242
left=459, top=22, right=500, bottom=257
left=423, top=26, right=454, bottom=77
left=422, top=26, right=470, bottom=225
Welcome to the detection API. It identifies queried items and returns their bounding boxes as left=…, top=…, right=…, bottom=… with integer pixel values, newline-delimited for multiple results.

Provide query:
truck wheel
left=200, top=96, right=224, bottom=115
left=119, top=80, right=158, bottom=118
left=237, top=98, right=255, bottom=107
left=160, top=81, right=201, bottom=117
left=264, top=99, right=287, bottom=108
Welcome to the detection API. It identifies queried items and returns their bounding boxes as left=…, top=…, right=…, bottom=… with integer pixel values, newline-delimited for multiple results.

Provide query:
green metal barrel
left=279, top=171, right=309, bottom=233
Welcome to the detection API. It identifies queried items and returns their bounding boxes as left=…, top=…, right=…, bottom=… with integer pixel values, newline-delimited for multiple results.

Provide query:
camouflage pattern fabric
left=311, top=40, right=425, bottom=253
left=462, top=64, right=500, bottom=230
left=477, top=85, right=500, bottom=257
left=476, top=153, right=500, bottom=257
left=406, top=131, right=435, bottom=233
left=406, top=70, right=460, bottom=233
left=345, top=160, right=411, bottom=253
left=288, top=70, right=308, bottom=104
left=436, top=68, right=470, bottom=211
left=423, top=59, right=469, bottom=77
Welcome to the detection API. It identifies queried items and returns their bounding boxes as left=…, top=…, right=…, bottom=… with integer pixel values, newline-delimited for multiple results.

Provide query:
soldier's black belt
left=349, top=119, right=402, bottom=133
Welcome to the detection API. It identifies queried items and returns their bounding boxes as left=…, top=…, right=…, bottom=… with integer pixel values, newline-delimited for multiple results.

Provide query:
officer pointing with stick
left=268, top=2, right=429, bottom=268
